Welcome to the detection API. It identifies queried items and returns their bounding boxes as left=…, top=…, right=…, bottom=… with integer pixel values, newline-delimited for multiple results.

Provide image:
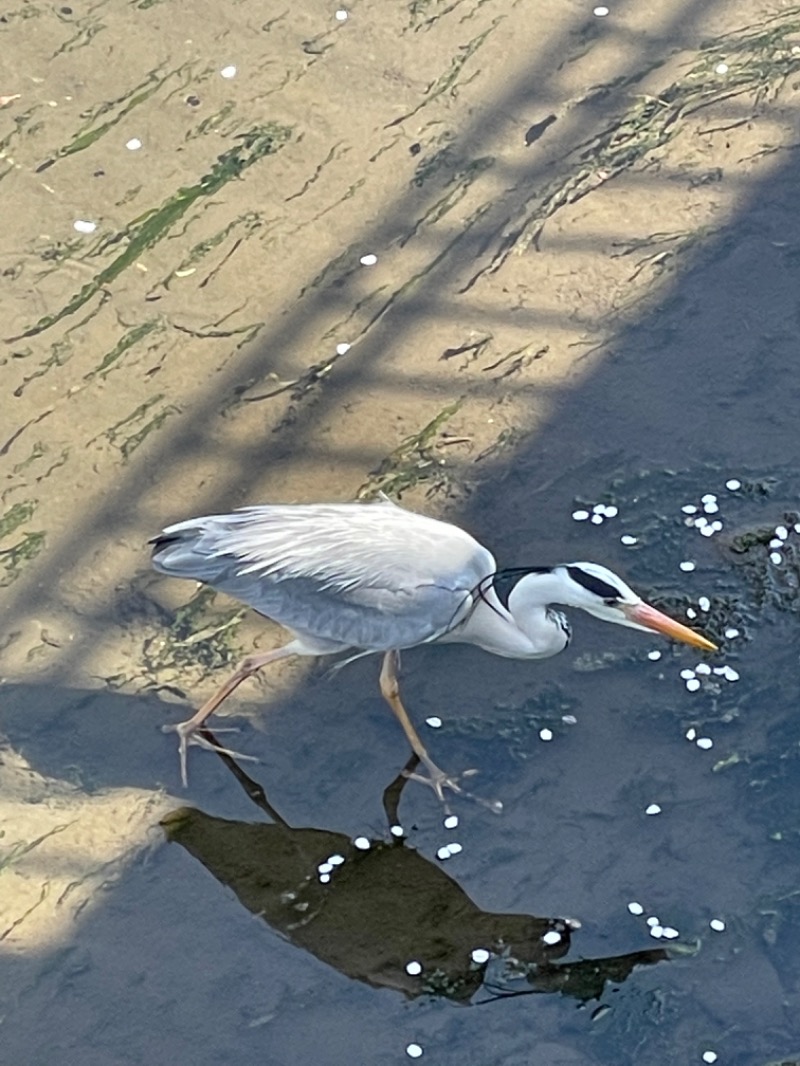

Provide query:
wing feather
left=151, top=500, right=495, bottom=651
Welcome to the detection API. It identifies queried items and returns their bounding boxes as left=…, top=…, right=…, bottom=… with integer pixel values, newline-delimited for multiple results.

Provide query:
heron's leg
left=379, top=650, right=465, bottom=808
left=164, top=644, right=298, bottom=787
left=379, top=651, right=504, bottom=815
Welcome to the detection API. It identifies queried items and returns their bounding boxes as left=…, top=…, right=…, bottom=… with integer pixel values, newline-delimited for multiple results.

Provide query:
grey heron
left=150, top=496, right=717, bottom=801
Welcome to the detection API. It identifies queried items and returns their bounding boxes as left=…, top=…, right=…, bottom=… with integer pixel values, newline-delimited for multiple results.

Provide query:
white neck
left=445, top=571, right=570, bottom=660
left=506, top=571, right=571, bottom=657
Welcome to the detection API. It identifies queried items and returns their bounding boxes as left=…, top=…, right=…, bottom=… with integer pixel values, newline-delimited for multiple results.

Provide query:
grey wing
left=150, top=500, right=496, bottom=651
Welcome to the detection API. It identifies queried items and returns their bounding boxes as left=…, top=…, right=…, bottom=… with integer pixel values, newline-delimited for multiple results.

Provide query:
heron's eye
left=604, top=597, right=621, bottom=606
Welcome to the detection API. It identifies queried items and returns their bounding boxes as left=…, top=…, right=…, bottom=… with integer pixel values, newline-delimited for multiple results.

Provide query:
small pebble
left=701, top=494, right=717, bottom=504
left=686, top=727, right=697, bottom=740
left=661, top=927, right=680, bottom=939
left=649, top=925, right=664, bottom=939
left=695, top=663, right=712, bottom=675
left=770, top=552, right=783, bottom=565
left=703, top=502, right=719, bottom=515
left=447, top=842, right=463, bottom=855
left=471, top=948, right=490, bottom=964
left=359, top=253, right=378, bottom=266
left=319, top=873, right=331, bottom=884
left=698, top=596, right=711, bottom=612
left=680, top=561, right=696, bottom=572
left=682, top=504, right=698, bottom=514
left=702, top=1053, right=718, bottom=1065
left=436, top=846, right=451, bottom=860
left=794, top=522, right=800, bottom=534
left=425, top=716, right=443, bottom=728
left=539, top=728, right=554, bottom=742
left=73, top=219, right=97, bottom=234
left=353, top=836, right=371, bottom=850
left=335, top=342, right=351, bottom=355
left=542, top=930, right=562, bottom=945
left=724, top=627, right=740, bottom=639
left=645, top=803, right=662, bottom=815
left=646, top=916, right=661, bottom=927
left=562, top=714, right=577, bottom=724
left=443, top=814, right=459, bottom=830
left=220, top=65, right=237, bottom=79
left=572, top=510, right=590, bottom=521
left=390, top=825, right=405, bottom=838
left=406, top=1044, right=423, bottom=1059
left=686, top=607, right=697, bottom=619
left=722, top=666, right=740, bottom=682
left=328, top=853, right=345, bottom=866
left=696, top=737, right=714, bottom=750
left=593, top=4, right=609, bottom=14
left=590, top=513, right=604, bottom=525
left=604, top=505, right=619, bottom=518
left=710, top=520, right=723, bottom=532
left=318, top=862, right=333, bottom=875
left=686, top=679, right=701, bottom=692
left=335, top=8, right=349, bottom=19
left=647, top=650, right=662, bottom=661
left=710, top=918, right=726, bottom=932
left=620, top=534, right=638, bottom=545
left=405, top=961, right=422, bottom=976
left=725, top=478, right=741, bottom=490
left=695, top=516, right=708, bottom=527
left=769, top=539, right=784, bottom=550
left=125, top=137, right=142, bottom=151
left=715, top=61, right=729, bottom=74
left=627, top=901, right=644, bottom=915
left=680, top=668, right=696, bottom=680
left=775, top=525, right=789, bottom=540
left=700, top=526, right=715, bottom=538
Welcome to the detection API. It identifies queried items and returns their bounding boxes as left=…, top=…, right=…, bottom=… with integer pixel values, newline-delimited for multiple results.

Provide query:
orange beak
left=623, top=602, right=718, bottom=652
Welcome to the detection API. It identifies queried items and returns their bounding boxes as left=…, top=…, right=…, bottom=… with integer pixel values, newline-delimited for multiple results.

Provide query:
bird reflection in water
left=161, top=735, right=673, bottom=1005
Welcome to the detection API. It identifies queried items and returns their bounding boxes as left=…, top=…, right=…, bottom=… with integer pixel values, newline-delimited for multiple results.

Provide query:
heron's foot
left=162, top=720, right=258, bottom=788
left=403, top=759, right=504, bottom=815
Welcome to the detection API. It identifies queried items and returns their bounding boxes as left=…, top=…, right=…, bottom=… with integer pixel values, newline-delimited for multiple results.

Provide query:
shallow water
left=3, top=0, right=800, bottom=1063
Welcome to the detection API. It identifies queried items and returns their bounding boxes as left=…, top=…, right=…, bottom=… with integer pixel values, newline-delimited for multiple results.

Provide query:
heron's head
left=555, top=562, right=717, bottom=652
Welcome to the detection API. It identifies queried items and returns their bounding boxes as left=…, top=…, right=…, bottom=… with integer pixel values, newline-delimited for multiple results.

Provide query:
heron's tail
left=150, top=517, right=234, bottom=584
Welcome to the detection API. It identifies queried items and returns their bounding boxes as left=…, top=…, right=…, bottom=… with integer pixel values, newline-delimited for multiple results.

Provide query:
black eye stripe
left=566, top=565, right=621, bottom=601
